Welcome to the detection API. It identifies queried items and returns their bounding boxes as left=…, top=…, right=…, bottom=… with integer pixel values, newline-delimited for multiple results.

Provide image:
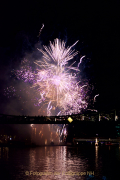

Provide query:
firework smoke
left=30, top=124, right=67, bottom=145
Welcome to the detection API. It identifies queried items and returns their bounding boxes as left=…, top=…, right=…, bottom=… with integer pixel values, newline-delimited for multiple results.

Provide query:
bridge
left=0, top=114, right=85, bottom=123
left=73, top=138, right=120, bottom=145
left=0, top=112, right=119, bottom=123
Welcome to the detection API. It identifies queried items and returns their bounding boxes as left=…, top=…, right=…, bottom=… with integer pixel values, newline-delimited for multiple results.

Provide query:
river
left=0, top=145, right=120, bottom=180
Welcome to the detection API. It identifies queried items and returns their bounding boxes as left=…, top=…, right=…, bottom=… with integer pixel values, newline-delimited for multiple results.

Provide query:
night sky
left=0, top=0, right=120, bottom=115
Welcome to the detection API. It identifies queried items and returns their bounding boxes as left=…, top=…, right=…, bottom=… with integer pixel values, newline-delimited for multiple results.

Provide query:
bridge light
left=68, top=117, right=73, bottom=123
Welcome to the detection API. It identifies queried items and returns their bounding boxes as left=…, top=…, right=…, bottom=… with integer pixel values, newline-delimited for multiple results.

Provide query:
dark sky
left=0, top=0, right=120, bottom=115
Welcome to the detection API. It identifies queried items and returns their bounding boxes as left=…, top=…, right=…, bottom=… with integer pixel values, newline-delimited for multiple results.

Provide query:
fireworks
left=30, top=124, right=67, bottom=145
left=15, top=38, right=88, bottom=116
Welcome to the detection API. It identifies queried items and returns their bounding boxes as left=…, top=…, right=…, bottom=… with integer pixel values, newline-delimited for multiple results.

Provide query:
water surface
left=0, top=145, right=120, bottom=179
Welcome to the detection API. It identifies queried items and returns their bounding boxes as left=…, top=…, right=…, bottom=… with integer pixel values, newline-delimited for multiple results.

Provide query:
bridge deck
left=74, top=139, right=120, bottom=142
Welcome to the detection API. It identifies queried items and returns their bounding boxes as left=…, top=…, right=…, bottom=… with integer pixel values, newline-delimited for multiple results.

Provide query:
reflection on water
left=95, top=146, right=98, bottom=168
left=28, top=146, right=87, bottom=180
left=0, top=146, right=120, bottom=179
left=0, top=147, right=9, bottom=159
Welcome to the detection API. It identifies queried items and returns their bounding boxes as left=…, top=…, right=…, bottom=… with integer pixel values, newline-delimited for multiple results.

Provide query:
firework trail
left=93, top=94, right=99, bottom=103
left=37, top=24, right=44, bottom=38
left=15, top=38, right=88, bottom=116
left=48, top=124, right=67, bottom=143
left=78, top=55, right=86, bottom=67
